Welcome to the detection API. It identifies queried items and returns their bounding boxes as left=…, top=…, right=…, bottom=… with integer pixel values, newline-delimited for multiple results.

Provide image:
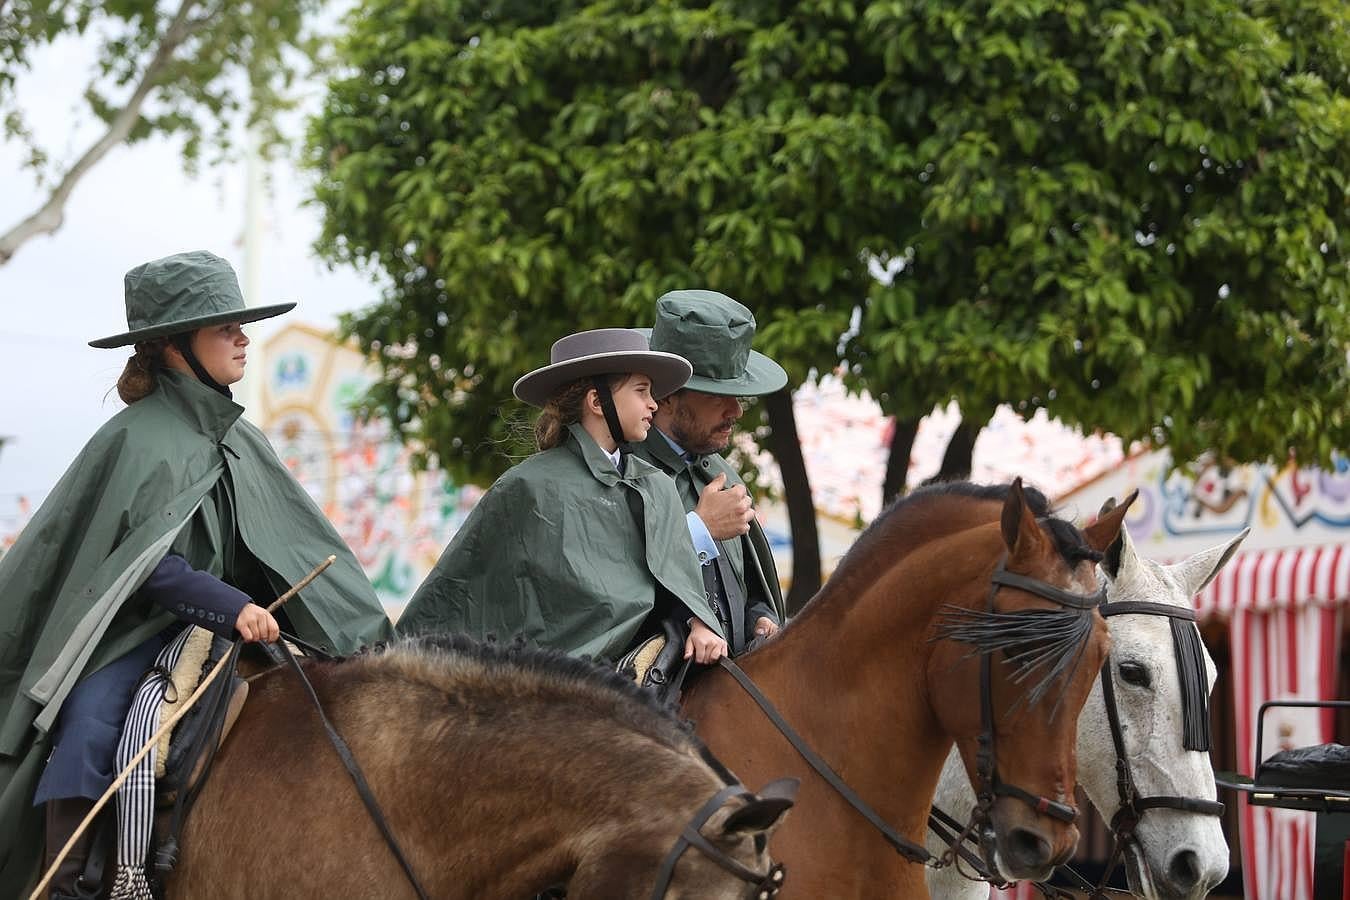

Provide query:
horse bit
left=649, top=781, right=793, bottom=900
left=931, top=594, right=1227, bottom=898
left=715, top=556, right=1109, bottom=878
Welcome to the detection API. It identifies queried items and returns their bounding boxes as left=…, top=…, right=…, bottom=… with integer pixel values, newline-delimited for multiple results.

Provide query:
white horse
left=926, top=513, right=1245, bottom=900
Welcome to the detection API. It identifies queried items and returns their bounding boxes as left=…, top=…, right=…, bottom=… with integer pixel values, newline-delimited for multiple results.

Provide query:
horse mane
left=815, top=483, right=1090, bottom=609
left=334, top=632, right=729, bottom=770
left=864, top=481, right=1097, bottom=565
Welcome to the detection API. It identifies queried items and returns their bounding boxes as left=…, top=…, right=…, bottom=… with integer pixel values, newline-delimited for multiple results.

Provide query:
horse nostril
left=1167, top=849, right=1201, bottom=890
left=1004, top=827, right=1052, bottom=871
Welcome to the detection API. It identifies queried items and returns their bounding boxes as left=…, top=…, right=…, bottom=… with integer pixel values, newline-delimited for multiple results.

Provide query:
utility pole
left=235, top=123, right=266, bottom=424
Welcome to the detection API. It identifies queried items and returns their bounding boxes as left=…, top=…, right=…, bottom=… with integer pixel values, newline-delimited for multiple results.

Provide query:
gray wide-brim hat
left=639, top=289, right=787, bottom=397
left=513, top=328, right=693, bottom=407
left=89, top=250, right=295, bottom=349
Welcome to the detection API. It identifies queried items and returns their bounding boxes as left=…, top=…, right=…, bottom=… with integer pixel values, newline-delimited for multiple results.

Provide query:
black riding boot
left=43, top=797, right=102, bottom=899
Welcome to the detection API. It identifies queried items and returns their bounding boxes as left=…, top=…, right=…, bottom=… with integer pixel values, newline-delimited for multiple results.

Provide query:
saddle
left=618, top=618, right=691, bottom=704
left=155, top=628, right=250, bottom=806
left=72, top=630, right=251, bottom=900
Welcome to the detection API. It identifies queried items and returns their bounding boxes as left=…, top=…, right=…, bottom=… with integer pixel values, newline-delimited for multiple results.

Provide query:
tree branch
left=0, top=0, right=202, bottom=266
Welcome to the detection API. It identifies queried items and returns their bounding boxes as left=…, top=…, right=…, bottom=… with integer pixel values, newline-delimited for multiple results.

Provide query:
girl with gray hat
left=398, top=328, right=729, bottom=666
left=0, top=251, right=393, bottom=899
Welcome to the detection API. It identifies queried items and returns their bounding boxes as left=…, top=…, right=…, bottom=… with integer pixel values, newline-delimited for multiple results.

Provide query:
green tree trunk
left=882, top=415, right=920, bottom=506
left=763, top=388, right=820, bottom=614
left=934, top=421, right=979, bottom=483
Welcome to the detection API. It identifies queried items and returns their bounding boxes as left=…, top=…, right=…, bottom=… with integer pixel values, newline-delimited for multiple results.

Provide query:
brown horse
left=684, top=480, right=1130, bottom=898
left=167, top=634, right=794, bottom=899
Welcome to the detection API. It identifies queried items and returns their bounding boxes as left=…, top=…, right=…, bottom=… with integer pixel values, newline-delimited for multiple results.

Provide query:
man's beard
left=670, top=402, right=737, bottom=455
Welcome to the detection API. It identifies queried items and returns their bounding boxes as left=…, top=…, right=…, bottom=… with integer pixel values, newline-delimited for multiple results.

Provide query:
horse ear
left=1168, top=528, right=1249, bottom=597
left=717, top=779, right=798, bottom=837
left=1083, top=489, right=1137, bottom=554
left=1001, top=478, right=1046, bottom=557
left=1096, top=497, right=1127, bottom=579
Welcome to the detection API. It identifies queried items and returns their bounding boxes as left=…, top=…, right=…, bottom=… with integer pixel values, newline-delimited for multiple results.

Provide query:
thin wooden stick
left=27, top=555, right=336, bottom=900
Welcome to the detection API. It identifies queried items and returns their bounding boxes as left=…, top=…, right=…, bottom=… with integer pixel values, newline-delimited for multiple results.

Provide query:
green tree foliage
left=842, top=0, right=1350, bottom=492
left=309, top=1, right=880, bottom=482
left=311, top=0, right=1350, bottom=591
left=0, top=0, right=323, bottom=264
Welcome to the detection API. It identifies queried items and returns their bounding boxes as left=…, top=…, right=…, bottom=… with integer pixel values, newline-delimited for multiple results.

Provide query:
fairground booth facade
left=1052, top=449, right=1350, bottom=900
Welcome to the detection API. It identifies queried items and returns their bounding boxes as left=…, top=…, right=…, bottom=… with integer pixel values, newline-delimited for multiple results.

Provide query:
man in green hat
left=0, top=250, right=393, bottom=897
left=633, top=290, right=789, bottom=655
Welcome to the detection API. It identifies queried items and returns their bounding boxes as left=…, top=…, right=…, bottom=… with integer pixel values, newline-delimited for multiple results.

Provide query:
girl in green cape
left=0, top=251, right=393, bottom=898
left=398, top=328, right=729, bottom=666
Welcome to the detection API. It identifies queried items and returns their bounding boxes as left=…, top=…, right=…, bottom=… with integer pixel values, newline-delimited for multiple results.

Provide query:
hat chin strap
left=171, top=333, right=232, bottom=400
left=590, top=377, right=628, bottom=462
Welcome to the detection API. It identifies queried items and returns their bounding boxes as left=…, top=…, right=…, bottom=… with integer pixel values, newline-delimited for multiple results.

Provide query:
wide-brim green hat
left=640, top=289, right=787, bottom=397
left=89, top=250, right=295, bottom=349
left=513, top=328, right=693, bottom=407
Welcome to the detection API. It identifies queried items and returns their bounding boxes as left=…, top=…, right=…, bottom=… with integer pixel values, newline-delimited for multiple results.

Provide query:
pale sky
left=0, top=33, right=379, bottom=527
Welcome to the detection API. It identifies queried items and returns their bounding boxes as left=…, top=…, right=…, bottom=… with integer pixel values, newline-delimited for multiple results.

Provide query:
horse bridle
left=929, top=597, right=1227, bottom=898
left=1083, top=599, right=1226, bottom=897
left=715, top=558, right=1107, bottom=877
left=959, top=560, right=1106, bottom=875
left=649, top=781, right=790, bottom=900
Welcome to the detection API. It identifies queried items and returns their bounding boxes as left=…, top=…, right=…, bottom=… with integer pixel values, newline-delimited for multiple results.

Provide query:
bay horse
left=683, top=479, right=1130, bottom=898
left=927, top=509, right=1244, bottom=899
left=167, top=634, right=794, bottom=899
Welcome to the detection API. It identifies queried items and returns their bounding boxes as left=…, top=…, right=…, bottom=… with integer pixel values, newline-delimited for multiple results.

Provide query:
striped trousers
left=110, top=626, right=195, bottom=900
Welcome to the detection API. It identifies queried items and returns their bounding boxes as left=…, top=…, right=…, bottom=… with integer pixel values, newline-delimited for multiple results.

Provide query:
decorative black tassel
left=1171, top=618, right=1212, bottom=752
left=935, top=605, right=1096, bottom=719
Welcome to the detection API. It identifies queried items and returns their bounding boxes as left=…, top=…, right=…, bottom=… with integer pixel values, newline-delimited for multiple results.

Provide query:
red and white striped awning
left=1193, top=544, right=1350, bottom=622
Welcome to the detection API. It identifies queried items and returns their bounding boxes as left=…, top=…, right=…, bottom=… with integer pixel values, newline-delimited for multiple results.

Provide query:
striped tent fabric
left=993, top=545, right=1347, bottom=900
left=1192, top=545, right=1345, bottom=900
left=1227, top=594, right=1343, bottom=900
left=1194, top=545, right=1350, bottom=621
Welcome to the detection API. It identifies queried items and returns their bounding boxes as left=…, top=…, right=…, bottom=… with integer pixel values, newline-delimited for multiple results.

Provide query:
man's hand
left=684, top=618, right=729, bottom=664
left=695, top=473, right=755, bottom=540
left=235, top=603, right=280, bottom=643
left=753, top=616, right=779, bottom=639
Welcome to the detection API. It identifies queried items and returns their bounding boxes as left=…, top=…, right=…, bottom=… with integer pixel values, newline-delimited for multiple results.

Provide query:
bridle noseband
left=929, top=596, right=1227, bottom=899
left=713, top=557, right=1107, bottom=881
left=1088, top=600, right=1225, bottom=896
left=650, top=782, right=790, bottom=900
left=959, top=560, right=1106, bottom=876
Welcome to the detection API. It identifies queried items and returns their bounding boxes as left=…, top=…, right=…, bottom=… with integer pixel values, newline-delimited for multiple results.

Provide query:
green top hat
left=642, top=290, right=787, bottom=397
left=89, top=250, right=295, bottom=349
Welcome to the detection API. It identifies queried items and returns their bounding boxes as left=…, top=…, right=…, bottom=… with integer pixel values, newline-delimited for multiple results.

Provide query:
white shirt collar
left=603, top=445, right=622, bottom=470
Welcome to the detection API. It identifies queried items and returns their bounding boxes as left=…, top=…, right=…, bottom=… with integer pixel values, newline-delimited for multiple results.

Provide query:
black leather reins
left=714, top=557, right=1108, bottom=877
left=928, top=597, right=1227, bottom=898
left=276, top=639, right=432, bottom=900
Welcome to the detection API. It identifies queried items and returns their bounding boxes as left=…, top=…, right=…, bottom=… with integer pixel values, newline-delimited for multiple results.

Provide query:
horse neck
left=691, top=509, right=1003, bottom=842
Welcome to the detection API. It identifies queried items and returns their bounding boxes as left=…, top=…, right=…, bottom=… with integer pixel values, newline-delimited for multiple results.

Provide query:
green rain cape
left=0, top=370, right=392, bottom=894
left=398, top=423, right=722, bottom=660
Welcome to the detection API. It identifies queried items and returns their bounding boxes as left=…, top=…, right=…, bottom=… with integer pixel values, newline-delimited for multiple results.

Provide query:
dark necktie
left=687, top=454, right=748, bottom=653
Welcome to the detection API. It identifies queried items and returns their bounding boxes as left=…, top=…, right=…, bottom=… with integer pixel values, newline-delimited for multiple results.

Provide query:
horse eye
left=1118, top=660, right=1151, bottom=688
